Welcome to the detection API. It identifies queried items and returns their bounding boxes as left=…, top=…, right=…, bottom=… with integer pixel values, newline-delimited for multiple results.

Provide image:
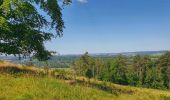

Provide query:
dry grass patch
left=0, top=61, right=45, bottom=75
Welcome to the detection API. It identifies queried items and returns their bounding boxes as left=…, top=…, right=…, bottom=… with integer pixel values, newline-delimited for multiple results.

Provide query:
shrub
left=85, top=69, right=93, bottom=79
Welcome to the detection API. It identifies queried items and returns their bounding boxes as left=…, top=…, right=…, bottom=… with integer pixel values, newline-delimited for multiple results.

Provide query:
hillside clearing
left=0, top=61, right=170, bottom=100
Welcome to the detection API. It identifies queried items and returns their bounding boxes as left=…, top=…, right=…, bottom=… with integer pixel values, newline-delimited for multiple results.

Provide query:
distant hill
left=0, top=50, right=168, bottom=68
left=0, top=50, right=168, bottom=60
left=92, top=50, right=168, bottom=57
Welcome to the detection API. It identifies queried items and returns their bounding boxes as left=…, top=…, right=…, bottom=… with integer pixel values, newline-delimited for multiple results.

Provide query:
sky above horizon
left=45, top=0, right=170, bottom=55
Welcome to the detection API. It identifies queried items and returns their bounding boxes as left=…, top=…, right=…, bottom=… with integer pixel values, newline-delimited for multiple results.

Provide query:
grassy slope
left=0, top=75, right=117, bottom=100
left=0, top=61, right=170, bottom=100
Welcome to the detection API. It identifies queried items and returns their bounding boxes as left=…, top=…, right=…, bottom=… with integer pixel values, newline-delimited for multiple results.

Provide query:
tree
left=73, top=52, right=95, bottom=76
left=110, top=55, right=128, bottom=85
left=94, top=58, right=104, bottom=79
left=144, top=67, right=164, bottom=89
left=157, top=52, right=170, bottom=88
left=0, top=0, right=71, bottom=60
left=85, top=68, right=93, bottom=79
left=98, top=61, right=112, bottom=82
left=132, top=55, right=152, bottom=85
left=98, top=55, right=128, bottom=85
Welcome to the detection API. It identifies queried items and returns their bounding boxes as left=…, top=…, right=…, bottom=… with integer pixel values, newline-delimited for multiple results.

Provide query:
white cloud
left=77, top=0, right=88, bottom=3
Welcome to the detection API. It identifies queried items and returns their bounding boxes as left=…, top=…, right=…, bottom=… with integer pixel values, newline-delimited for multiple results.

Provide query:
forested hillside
left=73, top=52, right=170, bottom=90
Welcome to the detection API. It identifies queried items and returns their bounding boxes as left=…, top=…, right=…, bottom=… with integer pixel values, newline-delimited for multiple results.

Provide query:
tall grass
left=0, top=61, right=170, bottom=100
left=1, top=74, right=170, bottom=100
left=0, top=75, right=116, bottom=100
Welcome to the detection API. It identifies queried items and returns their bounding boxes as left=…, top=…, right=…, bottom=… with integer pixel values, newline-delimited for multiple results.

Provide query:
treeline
left=73, top=52, right=170, bottom=89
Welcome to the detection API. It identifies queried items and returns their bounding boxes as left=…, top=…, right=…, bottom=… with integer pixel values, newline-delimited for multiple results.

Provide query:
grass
left=0, top=61, right=170, bottom=100
left=0, top=75, right=116, bottom=100
left=0, top=61, right=44, bottom=75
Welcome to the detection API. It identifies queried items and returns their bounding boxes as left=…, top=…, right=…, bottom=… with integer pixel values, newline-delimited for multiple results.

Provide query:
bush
left=85, top=69, right=93, bottom=79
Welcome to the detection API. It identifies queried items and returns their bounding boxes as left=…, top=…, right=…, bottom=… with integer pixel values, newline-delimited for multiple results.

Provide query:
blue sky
left=45, top=0, right=170, bottom=54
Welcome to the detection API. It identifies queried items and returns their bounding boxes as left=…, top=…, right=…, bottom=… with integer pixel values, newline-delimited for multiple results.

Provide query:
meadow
left=0, top=61, right=170, bottom=100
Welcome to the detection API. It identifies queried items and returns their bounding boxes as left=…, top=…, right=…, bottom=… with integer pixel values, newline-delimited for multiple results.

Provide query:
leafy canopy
left=0, top=0, right=71, bottom=60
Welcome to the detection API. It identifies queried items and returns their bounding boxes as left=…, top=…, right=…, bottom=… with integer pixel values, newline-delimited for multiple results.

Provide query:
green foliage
left=157, top=52, right=170, bottom=88
left=132, top=55, right=153, bottom=85
left=97, top=61, right=112, bottom=81
left=98, top=55, right=128, bottom=85
left=110, top=55, right=128, bottom=85
left=85, top=68, right=93, bottom=79
left=72, top=52, right=170, bottom=89
left=73, top=52, right=94, bottom=76
left=73, top=52, right=104, bottom=79
left=0, top=0, right=71, bottom=60
left=144, top=67, right=164, bottom=89
left=126, top=72, right=139, bottom=86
